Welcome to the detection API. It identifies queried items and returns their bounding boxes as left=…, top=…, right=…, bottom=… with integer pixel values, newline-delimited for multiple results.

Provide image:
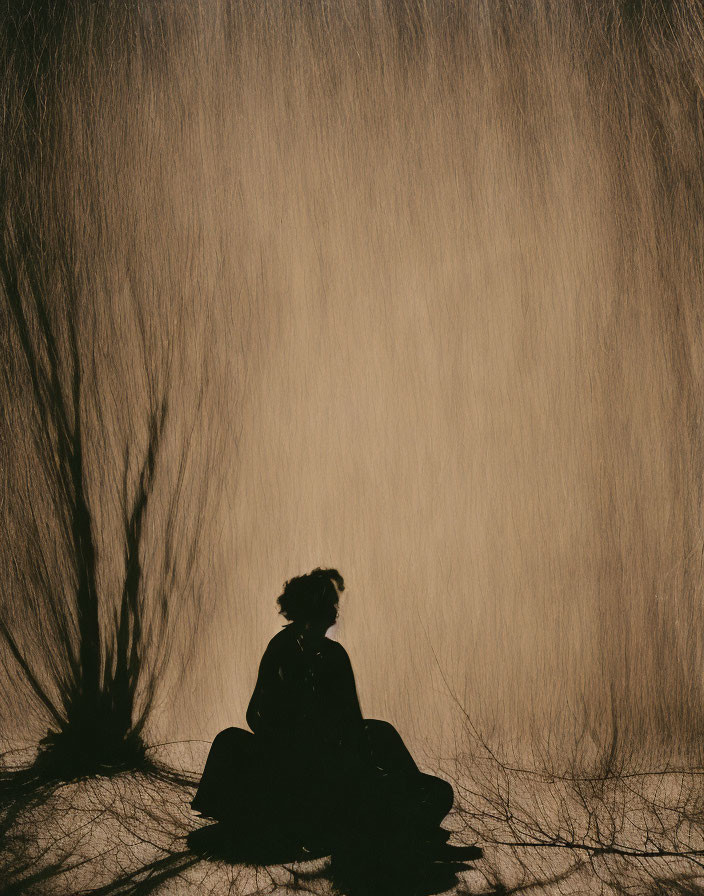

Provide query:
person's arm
left=327, top=643, right=374, bottom=763
left=336, top=646, right=365, bottom=729
left=246, top=646, right=281, bottom=736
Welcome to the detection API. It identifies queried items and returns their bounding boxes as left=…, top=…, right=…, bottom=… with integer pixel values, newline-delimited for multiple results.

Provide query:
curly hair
left=277, top=568, right=345, bottom=625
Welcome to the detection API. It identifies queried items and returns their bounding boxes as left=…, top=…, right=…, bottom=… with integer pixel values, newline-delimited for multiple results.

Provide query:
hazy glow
left=3, top=1, right=704, bottom=763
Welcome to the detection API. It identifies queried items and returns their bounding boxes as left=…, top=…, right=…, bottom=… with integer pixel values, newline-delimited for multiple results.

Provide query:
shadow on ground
left=185, top=821, right=481, bottom=896
left=5, top=750, right=704, bottom=896
left=60, top=819, right=483, bottom=896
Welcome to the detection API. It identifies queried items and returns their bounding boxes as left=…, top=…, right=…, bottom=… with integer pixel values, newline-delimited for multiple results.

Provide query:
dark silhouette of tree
left=1, top=218, right=183, bottom=775
left=0, top=53, right=225, bottom=776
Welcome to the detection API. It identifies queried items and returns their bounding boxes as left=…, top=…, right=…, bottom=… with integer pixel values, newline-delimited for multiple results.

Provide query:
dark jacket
left=246, top=627, right=366, bottom=763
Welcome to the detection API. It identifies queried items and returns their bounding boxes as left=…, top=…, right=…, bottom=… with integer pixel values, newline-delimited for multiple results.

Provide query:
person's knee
left=211, top=726, right=254, bottom=754
left=212, top=726, right=238, bottom=745
left=364, top=719, right=418, bottom=773
left=364, top=719, right=402, bottom=745
left=364, top=718, right=394, bottom=732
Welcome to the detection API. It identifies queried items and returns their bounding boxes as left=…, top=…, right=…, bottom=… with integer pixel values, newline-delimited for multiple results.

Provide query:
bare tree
left=431, top=670, right=704, bottom=895
left=0, top=105, right=224, bottom=781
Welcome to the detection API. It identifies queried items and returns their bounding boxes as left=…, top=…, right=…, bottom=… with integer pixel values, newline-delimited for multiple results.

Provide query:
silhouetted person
left=191, top=568, right=477, bottom=868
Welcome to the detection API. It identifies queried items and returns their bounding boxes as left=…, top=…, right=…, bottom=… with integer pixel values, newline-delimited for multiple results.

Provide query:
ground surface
left=2, top=744, right=704, bottom=896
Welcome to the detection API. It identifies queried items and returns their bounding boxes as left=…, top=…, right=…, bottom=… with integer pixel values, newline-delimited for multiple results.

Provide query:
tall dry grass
left=2, top=0, right=704, bottom=766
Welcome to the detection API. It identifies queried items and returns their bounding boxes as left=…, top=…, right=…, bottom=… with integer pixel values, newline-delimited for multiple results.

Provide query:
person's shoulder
left=264, top=627, right=294, bottom=656
left=269, top=626, right=294, bottom=644
left=323, top=635, right=345, bottom=650
left=323, top=638, right=351, bottom=662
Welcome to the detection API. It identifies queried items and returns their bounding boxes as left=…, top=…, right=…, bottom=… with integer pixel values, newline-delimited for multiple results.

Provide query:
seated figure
left=191, top=568, right=455, bottom=858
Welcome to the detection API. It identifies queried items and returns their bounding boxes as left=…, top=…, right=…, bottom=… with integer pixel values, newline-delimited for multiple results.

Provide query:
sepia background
left=3, top=0, right=704, bottom=780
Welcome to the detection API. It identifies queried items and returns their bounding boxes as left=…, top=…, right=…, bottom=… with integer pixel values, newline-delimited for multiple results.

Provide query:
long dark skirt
left=191, top=720, right=453, bottom=849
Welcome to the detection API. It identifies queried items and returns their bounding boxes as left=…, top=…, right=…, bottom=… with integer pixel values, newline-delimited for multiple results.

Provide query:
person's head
left=277, top=568, right=345, bottom=636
